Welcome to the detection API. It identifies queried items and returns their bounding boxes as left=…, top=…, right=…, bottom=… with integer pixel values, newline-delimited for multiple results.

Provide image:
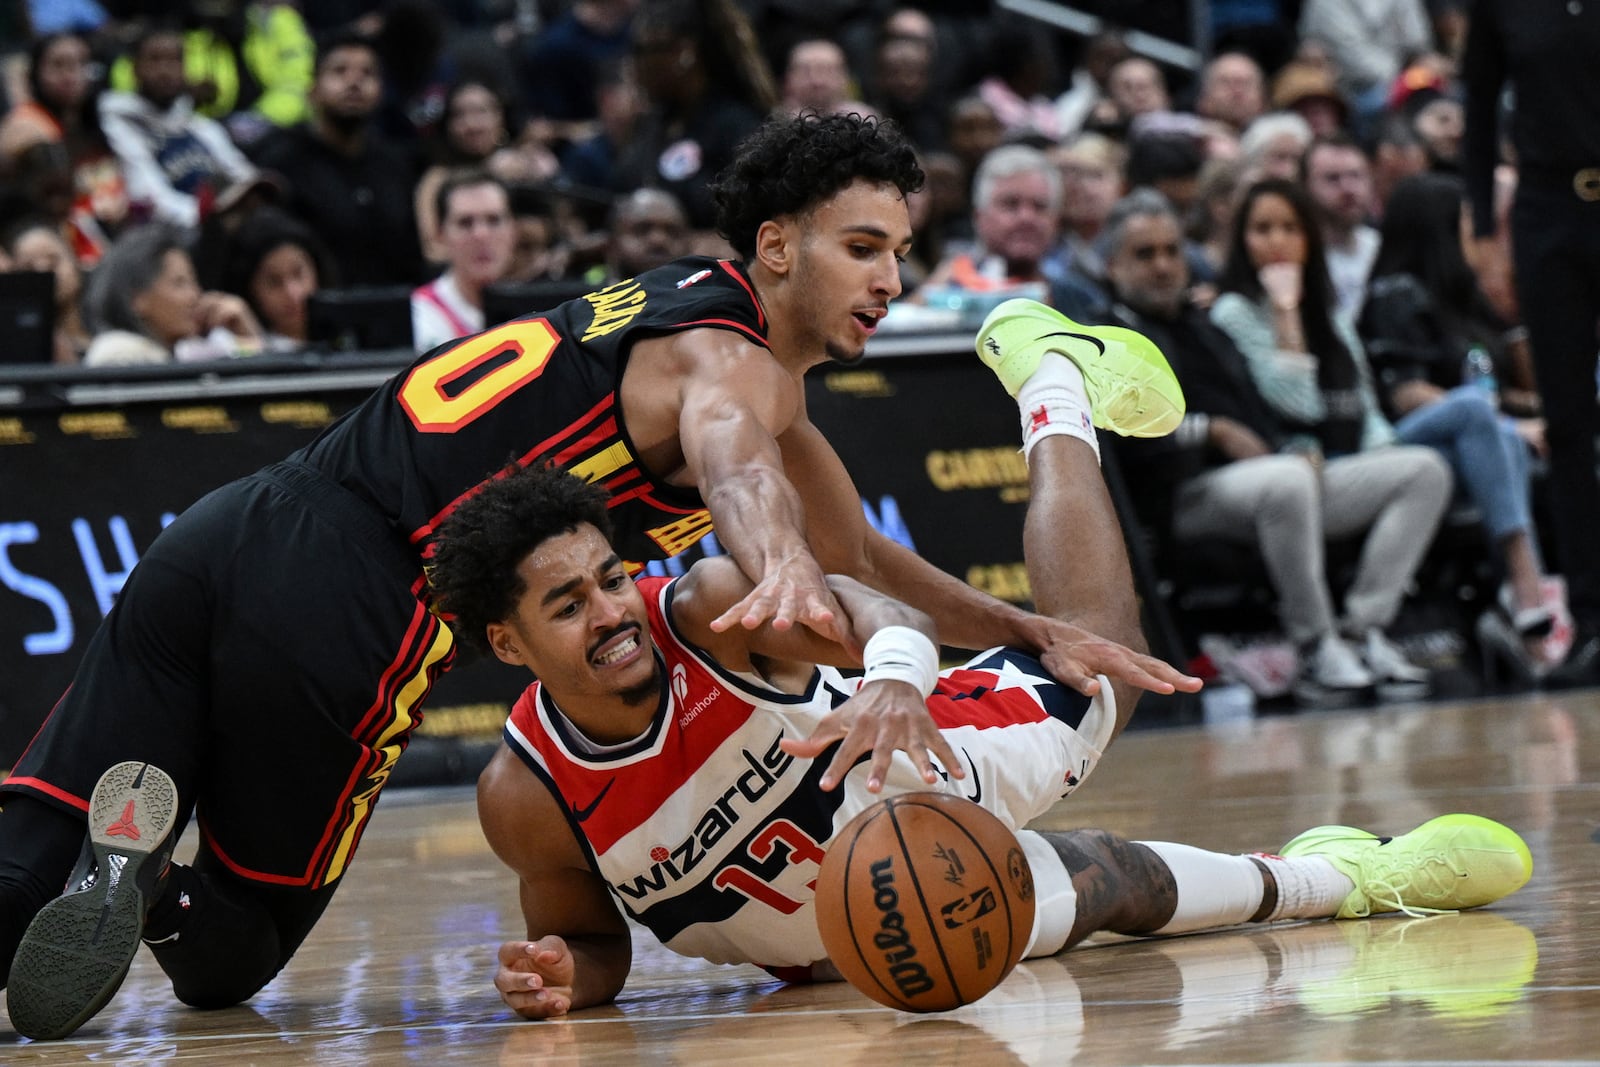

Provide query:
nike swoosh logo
left=1038, top=330, right=1107, bottom=357
left=959, top=747, right=982, bottom=804
left=572, top=778, right=615, bottom=823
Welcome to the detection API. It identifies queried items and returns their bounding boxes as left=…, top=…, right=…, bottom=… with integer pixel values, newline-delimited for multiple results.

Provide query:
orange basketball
left=814, top=792, right=1035, bottom=1012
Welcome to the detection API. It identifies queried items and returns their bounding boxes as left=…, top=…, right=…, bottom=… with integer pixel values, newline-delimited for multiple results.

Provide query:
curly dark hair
left=710, top=112, right=925, bottom=261
left=426, top=464, right=616, bottom=655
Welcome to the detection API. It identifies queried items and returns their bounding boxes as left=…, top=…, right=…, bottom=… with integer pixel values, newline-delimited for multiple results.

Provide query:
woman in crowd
left=1210, top=177, right=1452, bottom=695
left=1361, top=172, right=1557, bottom=678
left=3, top=218, right=91, bottom=364
left=220, top=205, right=333, bottom=349
left=0, top=32, right=128, bottom=263
left=83, top=227, right=263, bottom=366
left=414, top=78, right=559, bottom=263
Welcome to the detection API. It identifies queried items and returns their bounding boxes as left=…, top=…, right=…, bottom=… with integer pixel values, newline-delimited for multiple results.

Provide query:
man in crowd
left=1303, top=133, right=1380, bottom=320
left=99, top=23, right=259, bottom=230
left=412, top=171, right=516, bottom=351
left=251, top=31, right=422, bottom=287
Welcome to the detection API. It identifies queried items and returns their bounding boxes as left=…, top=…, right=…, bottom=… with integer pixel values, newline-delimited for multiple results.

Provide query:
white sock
left=1015, top=352, right=1100, bottom=464
left=1140, top=841, right=1267, bottom=934
left=1252, top=853, right=1356, bottom=921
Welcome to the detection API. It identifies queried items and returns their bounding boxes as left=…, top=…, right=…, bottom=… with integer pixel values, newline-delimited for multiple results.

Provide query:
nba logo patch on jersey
left=676, top=268, right=713, bottom=289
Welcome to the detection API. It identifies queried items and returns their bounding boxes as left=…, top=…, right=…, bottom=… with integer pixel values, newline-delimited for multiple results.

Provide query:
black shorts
left=2, top=461, right=455, bottom=890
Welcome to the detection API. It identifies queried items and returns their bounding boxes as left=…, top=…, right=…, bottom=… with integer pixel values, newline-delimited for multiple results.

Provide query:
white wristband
left=862, top=625, right=939, bottom=697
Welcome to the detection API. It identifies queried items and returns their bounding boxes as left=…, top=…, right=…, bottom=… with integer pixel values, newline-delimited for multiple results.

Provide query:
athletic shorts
left=2, top=461, right=455, bottom=890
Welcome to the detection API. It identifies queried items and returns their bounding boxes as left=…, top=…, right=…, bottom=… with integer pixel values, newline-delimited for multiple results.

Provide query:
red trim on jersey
left=926, top=667, right=1054, bottom=729
left=675, top=317, right=769, bottom=348
left=507, top=577, right=753, bottom=852
left=1, top=775, right=89, bottom=812
left=409, top=393, right=619, bottom=545
left=718, top=261, right=767, bottom=331
left=198, top=817, right=306, bottom=885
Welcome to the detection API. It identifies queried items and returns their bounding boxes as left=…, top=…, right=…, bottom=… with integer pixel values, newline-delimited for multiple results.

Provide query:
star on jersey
left=970, top=652, right=1056, bottom=708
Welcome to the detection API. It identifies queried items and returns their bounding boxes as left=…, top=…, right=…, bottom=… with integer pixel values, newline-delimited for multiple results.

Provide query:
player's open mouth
left=853, top=309, right=884, bottom=334
left=593, top=630, right=642, bottom=667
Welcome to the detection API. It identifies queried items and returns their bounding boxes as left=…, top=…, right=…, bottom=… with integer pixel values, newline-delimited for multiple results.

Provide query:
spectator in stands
left=0, top=32, right=127, bottom=264
left=370, top=0, right=452, bottom=152
left=1239, top=111, right=1312, bottom=184
left=1043, top=131, right=1124, bottom=290
left=1055, top=28, right=1130, bottom=137
left=104, top=2, right=316, bottom=145
left=1125, top=133, right=1207, bottom=224
left=1368, top=112, right=1428, bottom=220
left=1103, top=56, right=1171, bottom=129
left=411, top=170, right=514, bottom=351
left=98, top=23, right=259, bottom=231
left=1103, top=189, right=1431, bottom=706
left=1360, top=172, right=1556, bottom=677
left=944, top=93, right=1004, bottom=192
left=975, top=17, right=1064, bottom=144
left=560, top=59, right=647, bottom=194
left=516, top=0, right=637, bottom=127
left=1303, top=134, right=1379, bottom=320
left=599, top=186, right=690, bottom=282
left=83, top=225, right=263, bottom=366
left=3, top=217, right=89, bottom=363
left=611, top=0, right=773, bottom=231
left=415, top=78, right=559, bottom=263
left=252, top=32, right=423, bottom=288
left=1298, top=0, right=1435, bottom=127
left=219, top=205, right=331, bottom=349
left=1270, top=60, right=1352, bottom=138
left=779, top=38, right=858, bottom=118
left=1210, top=178, right=1453, bottom=695
left=1190, top=155, right=1245, bottom=280
left=920, top=143, right=1101, bottom=321
left=864, top=18, right=944, bottom=153
left=1196, top=51, right=1268, bottom=136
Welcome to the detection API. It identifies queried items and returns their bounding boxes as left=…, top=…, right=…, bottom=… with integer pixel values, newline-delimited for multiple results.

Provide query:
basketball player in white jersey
left=436, top=433, right=1530, bottom=1018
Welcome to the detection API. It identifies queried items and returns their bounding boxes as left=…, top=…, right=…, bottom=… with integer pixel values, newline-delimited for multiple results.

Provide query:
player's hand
left=710, top=552, right=847, bottom=646
left=496, top=937, right=577, bottom=1020
left=1027, top=617, right=1203, bottom=697
left=780, top=679, right=960, bottom=793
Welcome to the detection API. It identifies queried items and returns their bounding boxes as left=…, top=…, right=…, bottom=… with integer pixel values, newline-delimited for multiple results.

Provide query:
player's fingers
left=499, top=940, right=541, bottom=968
left=819, top=731, right=866, bottom=792
left=924, top=729, right=963, bottom=781
left=712, top=587, right=774, bottom=633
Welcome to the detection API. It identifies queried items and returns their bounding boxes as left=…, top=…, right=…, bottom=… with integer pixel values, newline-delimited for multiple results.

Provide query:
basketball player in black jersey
left=0, top=112, right=1196, bottom=1040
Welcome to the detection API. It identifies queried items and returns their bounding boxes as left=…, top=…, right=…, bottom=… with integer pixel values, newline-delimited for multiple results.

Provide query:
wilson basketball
left=814, top=792, right=1035, bottom=1012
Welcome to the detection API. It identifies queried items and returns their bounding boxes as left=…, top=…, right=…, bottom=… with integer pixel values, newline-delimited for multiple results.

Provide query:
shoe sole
left=975, top=298, right=1186, bottom=437
left=7, top=762, right=178, bottom=1041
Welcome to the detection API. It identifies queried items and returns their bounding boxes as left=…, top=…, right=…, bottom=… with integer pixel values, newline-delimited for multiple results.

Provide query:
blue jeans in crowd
left=1394, top=385, right=1536, bottom=548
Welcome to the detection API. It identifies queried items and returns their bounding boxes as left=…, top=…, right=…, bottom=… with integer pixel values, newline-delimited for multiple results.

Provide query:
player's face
left=488, top=526, right=660, bottom=714
left=790, top=179, right=911, bottom=365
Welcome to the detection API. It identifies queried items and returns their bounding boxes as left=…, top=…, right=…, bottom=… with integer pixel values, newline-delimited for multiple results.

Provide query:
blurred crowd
left=0, top=0, right=1585, bottom=703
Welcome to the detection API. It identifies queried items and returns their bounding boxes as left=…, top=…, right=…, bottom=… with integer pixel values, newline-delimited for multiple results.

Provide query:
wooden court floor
left=4, top=691, right=1598, bottom=1065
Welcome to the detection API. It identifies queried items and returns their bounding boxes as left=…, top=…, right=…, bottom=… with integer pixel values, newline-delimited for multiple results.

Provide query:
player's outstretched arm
left=478, top=747, right=632, bottom=1018
left=660, top=330, right=844, bottom=643
left=776, top=416, right=1198, bottom=702
left=673, top=558, right=962, bottom=792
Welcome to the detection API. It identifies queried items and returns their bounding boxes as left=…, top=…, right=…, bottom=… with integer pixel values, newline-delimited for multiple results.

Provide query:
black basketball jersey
left=293, top=257, right=770, bottom=565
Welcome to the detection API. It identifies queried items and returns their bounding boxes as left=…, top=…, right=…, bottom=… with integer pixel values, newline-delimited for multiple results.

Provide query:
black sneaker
left=7, top=762, right=178, bottom=1040
left=1543, top=623, right=1600, bottom=690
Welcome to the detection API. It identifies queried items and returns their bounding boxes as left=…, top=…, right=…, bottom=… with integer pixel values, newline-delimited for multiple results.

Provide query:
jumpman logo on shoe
left=105, top=800, right=141, bottom=840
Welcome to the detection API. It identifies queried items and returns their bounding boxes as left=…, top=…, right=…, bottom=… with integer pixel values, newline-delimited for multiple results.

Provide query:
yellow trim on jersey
left=323, top=622, right=455, bottom=882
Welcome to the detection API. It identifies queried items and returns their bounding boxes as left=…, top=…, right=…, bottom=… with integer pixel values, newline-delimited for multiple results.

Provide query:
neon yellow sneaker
left=974, top=298, right=1186, bottom=438
left=1280, top=814, right=1533, bottom=919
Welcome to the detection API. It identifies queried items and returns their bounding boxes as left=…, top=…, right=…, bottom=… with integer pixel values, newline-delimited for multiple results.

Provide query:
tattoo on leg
left=1048, top=829, right=1178, bottom=942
